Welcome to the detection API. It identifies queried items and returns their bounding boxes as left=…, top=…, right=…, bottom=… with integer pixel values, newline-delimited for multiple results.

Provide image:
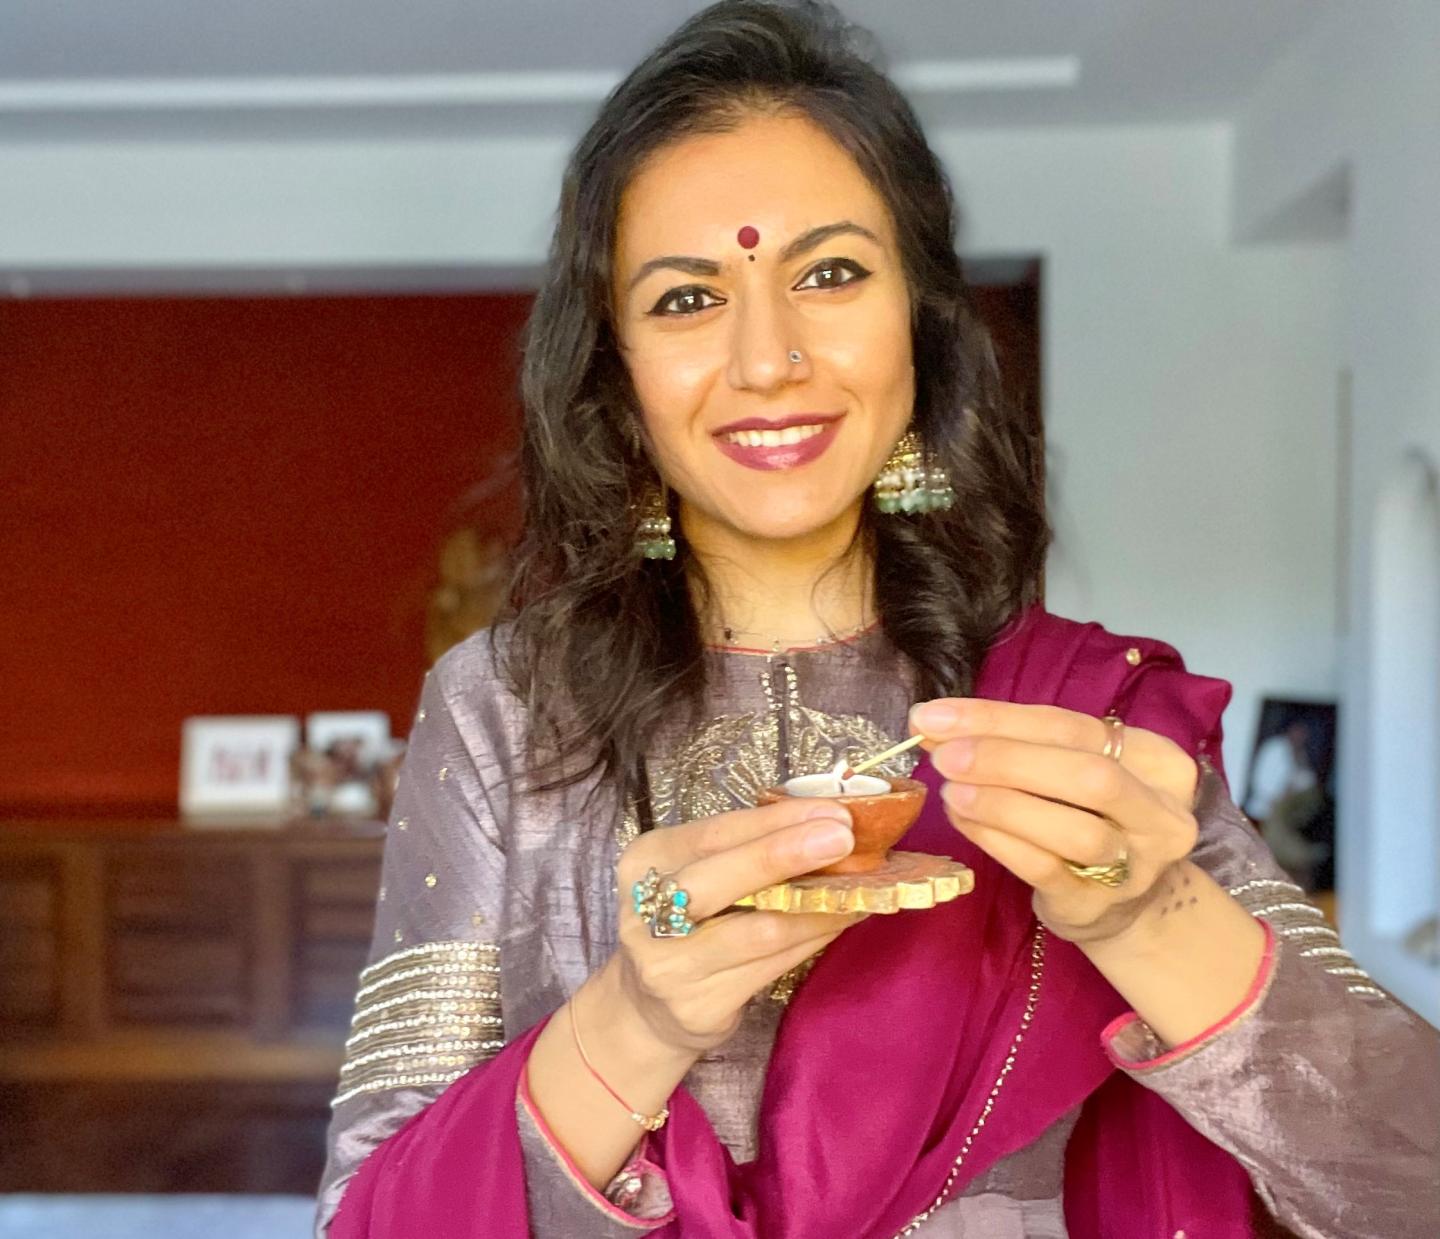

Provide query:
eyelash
left=645, top=257, right=873, bottom=317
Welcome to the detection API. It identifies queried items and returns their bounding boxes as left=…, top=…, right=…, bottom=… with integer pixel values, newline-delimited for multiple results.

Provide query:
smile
left=711, top=415, right=843, bottom=472
left=719, top=424, right=830, bottom=447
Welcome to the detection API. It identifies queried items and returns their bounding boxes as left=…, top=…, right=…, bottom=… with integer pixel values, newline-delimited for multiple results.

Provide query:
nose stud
left=788, top=349, right=803, bottom=364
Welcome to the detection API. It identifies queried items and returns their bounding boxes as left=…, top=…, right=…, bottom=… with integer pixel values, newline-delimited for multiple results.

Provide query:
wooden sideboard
left=0, top=816, right=384, bottom=1193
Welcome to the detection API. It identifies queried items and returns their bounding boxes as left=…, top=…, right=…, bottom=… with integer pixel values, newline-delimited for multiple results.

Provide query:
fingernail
left=911, top=701, right=962, bottom=733
left=802, top=821, right=854, bottom=862
left=802, top=802, right=852, bottom=826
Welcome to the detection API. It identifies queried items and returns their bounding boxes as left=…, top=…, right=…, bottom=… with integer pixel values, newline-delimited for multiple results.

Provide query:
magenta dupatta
left=332, top=605, right=1257, bottom=1237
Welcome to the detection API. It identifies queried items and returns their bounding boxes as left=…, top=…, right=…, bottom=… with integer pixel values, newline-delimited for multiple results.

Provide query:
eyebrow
left=624, top=220, right=881, bottom=294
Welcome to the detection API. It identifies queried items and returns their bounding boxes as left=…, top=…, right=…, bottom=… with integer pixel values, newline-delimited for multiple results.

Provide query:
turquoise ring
left=631, top=867, right=696, bottom=938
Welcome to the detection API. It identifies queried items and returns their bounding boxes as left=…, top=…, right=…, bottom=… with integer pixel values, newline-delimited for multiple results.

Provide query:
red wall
left=0, top=294, right=531, bottom=816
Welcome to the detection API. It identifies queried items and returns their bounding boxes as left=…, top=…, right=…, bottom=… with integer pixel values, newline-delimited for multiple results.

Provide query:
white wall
left=0, top=136, right=569, bottom=269
left=1234, top=0, right=1440, bottom=1020
left=931, top=125, right=1342, bottom=785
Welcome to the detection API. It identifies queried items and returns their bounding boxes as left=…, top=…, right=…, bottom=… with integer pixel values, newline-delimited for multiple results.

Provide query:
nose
left=726, top=286, right=806, bottom=394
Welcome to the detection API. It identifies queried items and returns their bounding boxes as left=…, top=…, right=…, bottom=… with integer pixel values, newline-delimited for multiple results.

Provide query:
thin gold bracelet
left=569, top=997, right=669, bottom=1132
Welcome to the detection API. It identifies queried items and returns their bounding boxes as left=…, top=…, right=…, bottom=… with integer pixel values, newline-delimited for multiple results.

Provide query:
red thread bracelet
left=569, top=997, right=669, bottom=1132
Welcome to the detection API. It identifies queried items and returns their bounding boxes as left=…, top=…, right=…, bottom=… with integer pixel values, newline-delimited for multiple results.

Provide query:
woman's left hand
left=910, top=698, right=1202, bottom=946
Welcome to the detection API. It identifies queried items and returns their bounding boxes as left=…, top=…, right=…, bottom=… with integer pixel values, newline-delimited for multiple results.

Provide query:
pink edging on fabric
left=1101, top=918, right=1277, bottom=1073
left=517, top=1058, right=676, bottom=1229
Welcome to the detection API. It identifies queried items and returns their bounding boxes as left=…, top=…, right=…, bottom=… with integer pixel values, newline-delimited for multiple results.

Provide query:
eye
left=647, top=285, right=726, bottom=316
left=794, top=258, right=872, bottom=291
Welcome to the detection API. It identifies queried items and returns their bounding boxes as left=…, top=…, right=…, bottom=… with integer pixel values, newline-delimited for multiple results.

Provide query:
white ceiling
left=0, top=0, right=1339, bottom=142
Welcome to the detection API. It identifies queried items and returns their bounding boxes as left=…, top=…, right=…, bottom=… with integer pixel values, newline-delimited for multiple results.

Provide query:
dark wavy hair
left=501, top=0, right=1049, bottom=808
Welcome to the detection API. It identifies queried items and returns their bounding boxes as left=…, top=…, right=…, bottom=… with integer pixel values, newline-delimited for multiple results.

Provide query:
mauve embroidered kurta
left=317, top=619, right=1439, bottom=1238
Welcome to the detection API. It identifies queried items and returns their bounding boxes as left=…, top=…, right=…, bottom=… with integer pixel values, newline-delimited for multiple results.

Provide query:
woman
left=318, top=3, right=1438, bottom=1235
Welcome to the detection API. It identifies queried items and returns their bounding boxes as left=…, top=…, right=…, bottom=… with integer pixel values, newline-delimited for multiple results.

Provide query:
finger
left=668, top=815, right=856, bottom=921
left=616, top=908, right=848, bottom=1008
left=621, top=797, right=853, bottom=883
left=708, top=917, right=865, bottom=1004
left=930, top=735, right=1178, bottom=836
left=616, top=908, right=856, bottom=1019
left=943, top=796, right=1180, bottom=895
left=675, top=908, right=857, bottom=974
left=940, top=782, right=1122, bottom=867
left=911, top=699, right=1185, bottom=789
left=949, top=814, right=1084, bottom=892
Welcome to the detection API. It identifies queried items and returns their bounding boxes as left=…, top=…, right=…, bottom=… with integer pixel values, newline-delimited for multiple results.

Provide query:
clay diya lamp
left=757, top=770, right=927, bottom=876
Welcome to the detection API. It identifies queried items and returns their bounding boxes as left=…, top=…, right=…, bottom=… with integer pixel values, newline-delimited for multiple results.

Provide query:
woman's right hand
left=608, top=798, right=863, bottom=1057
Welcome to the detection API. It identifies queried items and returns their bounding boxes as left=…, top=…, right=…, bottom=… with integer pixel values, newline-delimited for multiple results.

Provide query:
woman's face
left=612, top=111, right=915, bottom=546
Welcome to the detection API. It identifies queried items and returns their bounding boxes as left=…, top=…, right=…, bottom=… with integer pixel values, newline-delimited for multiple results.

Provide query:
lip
left=712, top=411, right=844, bottom=435
left=713, top=417, right=842, bottom=472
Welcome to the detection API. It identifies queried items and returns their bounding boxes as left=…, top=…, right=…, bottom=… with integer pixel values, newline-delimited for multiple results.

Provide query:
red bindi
left=737, top=225, right=760, bottom=249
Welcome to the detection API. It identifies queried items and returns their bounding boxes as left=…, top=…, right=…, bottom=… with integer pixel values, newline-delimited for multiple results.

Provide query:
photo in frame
left=180, top=714, right=301, bottom=820
left=293, top=710, right=400, bottom=819
left=1241, top=697, right=1338, bottom=893
left=305, top=711, right=392, bottom=764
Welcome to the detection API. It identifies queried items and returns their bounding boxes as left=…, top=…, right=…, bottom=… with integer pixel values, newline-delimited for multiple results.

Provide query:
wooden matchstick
left=841, top=732, right=926, bottom=780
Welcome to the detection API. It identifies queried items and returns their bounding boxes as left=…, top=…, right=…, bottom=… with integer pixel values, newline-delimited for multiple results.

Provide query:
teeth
left=721, top=424, right=829, bottom=448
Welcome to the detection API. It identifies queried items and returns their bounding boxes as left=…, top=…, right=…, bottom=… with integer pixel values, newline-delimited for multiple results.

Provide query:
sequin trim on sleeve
left=1227, top=877, right=1388, bottom=1000
left=331, top=940, right=505, bottom=1106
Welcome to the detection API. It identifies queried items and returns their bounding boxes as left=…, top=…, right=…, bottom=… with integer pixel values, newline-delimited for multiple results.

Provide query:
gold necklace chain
left=892, top=925, right=1048, bottom=1236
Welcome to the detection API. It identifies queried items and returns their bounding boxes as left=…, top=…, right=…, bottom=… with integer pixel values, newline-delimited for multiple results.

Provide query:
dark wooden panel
left=0, top=857, right=60, bottom=1028
left=107, top=850, right=253, bottom=1025
left=302, top=858, right=384, bottom=904
left=111, top=933, right=250, bottom=1023
left=108, top=847, right=251, bottom=924
left=0, top=817, right=383, bottom=1192
left=0, top=864, right=58, bottom=923
left=293, top=854, right=380, bottom=1030
left=0, top=954, right=60, bottom=1025
left=0, top=1081, right=334, bottom=1194
left=305, top=904, right=378, bottom=940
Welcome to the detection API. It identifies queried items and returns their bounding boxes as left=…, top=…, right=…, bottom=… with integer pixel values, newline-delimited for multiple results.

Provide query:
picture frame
left=305, top=711, right=393, bottom=763
left=1241, top=697, right=1339, bottom=892
left=180, top=715, right=301, bottom=820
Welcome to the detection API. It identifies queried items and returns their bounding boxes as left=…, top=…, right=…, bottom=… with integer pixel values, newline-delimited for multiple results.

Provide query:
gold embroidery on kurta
left=608, top=659, right=914, bottom=1003
left=768, top=950, right=824, bottom=1003
left=646, top=704, right=914, bottom=827
left=627, top=680, right=913, bottom=1004
left=616, top=803, right=642, bottom=851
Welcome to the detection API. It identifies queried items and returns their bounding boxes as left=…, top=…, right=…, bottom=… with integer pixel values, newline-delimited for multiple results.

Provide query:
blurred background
left=1, top=2, right=1436, bottom=1235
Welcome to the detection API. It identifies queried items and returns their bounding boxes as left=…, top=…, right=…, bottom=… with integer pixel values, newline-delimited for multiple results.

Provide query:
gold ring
left=1101, top=714, right=1126, bottom=762
left=1063, top=841, right=1130, bottom=888
left=1066, top=718, right=1128, bottom=886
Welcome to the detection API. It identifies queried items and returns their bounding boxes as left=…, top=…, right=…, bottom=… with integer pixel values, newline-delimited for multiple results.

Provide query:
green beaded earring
left=634, top=485, right=677, bottom=560
left=873, top=429, right=954, bottom=515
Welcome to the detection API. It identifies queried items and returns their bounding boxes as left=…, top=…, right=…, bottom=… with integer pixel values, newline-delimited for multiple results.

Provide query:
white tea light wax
left=783, top=771, right=891, bottom=798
